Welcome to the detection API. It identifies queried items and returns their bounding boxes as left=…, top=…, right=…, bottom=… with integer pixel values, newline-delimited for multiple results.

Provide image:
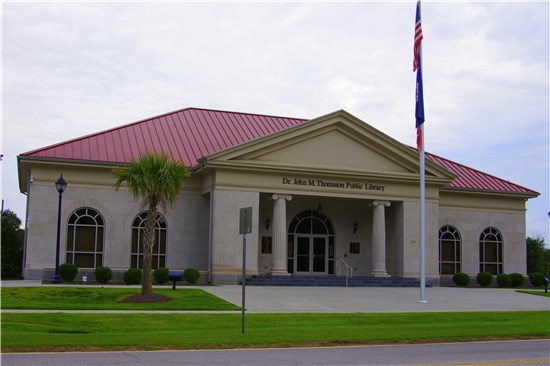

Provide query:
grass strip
left=0, top=287, right=239, bottom=310
left=516, top=290, right=550, bottom=298
left=2, top=311, right=548, bottom=352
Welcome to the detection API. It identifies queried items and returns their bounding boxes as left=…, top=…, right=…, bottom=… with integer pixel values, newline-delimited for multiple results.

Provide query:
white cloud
left=2, top=1, right=548, bottom=241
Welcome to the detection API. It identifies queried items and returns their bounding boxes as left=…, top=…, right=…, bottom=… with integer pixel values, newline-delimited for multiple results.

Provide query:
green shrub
left=476, top=272, right=493, bottom=287
left=183, top=268, right=200, bottom=284
left=59, top=263, right=78, bottom=282
left=509, top=273, right=525, bottom=288
left=94, top=266, right=113, bottom=284
left=153, top=267, right=170, bottom=285
left=452, top=272, right=469, bottom=287
left=123, top=268, right=142, bottom=285
left=496, top=273, right=511, bottom=288
left=528, top=272, right=545, bottom=287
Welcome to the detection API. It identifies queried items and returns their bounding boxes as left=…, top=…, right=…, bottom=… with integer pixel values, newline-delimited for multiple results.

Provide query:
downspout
left=207, top=182, right=215, bottom=284
left=22, top=169, right=31, bottom=279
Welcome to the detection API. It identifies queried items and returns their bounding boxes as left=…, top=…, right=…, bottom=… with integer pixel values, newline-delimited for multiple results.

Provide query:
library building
left=17, top=108, right=539, bottom=285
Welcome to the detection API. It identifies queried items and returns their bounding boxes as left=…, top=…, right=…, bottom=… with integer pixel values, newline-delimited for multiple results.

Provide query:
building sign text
left=282, top=177, right=385, bottom=192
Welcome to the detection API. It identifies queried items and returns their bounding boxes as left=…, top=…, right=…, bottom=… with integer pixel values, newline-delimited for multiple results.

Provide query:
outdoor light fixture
left=52, top=174, right=67, bottom=284
left=353, top=221, right=358, bottom=233
left=316, top=203, right=323, bottom=214
left=265, top=217, right=271, bottom=230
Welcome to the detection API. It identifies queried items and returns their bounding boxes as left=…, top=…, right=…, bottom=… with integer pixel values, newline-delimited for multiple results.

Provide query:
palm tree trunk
left=142, top=205, right=157, bottom=295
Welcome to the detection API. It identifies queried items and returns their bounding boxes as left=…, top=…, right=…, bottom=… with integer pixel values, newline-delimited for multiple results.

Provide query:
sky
left=2, top=1, right=549, bottom=243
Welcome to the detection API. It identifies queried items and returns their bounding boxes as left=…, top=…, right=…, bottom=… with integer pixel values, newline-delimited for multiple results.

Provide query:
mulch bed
left=119, top=293, right=173, bottom=303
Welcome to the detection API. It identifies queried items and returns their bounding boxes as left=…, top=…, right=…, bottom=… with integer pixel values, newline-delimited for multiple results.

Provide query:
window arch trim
left=130, top=211, right=168, bottom=269
left=66, top=207, right=105, bottom=269
left=439, top=225, right=461, bottom=275
left=479, top=227, right=503, bottom=275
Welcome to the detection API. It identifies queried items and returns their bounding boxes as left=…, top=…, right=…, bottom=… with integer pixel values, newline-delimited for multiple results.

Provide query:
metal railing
left=336, top=257, right=353, bottom=287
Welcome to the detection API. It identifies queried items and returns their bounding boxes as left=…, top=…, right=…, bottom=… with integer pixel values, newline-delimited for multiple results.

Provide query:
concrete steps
left=245, top=274, right=424, bottom=287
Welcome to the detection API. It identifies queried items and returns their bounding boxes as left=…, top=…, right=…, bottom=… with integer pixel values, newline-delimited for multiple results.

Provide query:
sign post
left=239, top=207, right=252, bottom=334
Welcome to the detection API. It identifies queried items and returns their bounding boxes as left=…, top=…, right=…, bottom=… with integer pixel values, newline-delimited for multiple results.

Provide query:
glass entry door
left=295, top=235, right=327, bottom=274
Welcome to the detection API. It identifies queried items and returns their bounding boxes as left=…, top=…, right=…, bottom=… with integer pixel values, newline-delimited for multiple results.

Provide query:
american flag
left=413, top=1, right=423, bottom=72
left=414, top=0, right=425, bottom=151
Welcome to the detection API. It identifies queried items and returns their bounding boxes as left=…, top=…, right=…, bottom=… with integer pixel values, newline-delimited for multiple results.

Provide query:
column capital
left=272, top=194, right=292, bottom=202
left=371, top=200, right=391, bottom=207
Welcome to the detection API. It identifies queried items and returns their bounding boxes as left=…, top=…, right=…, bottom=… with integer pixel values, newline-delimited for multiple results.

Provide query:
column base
left=370, top=271, right=391, bottom=277
left=270, top=269, right=291, bottom=276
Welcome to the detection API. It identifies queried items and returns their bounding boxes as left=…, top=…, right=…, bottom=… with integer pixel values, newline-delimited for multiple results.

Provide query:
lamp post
left=52, top=174, right=67, bottom=284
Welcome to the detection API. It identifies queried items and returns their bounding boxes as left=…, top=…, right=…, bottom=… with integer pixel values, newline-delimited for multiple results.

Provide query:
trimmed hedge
left=496, top=273, right=511, bottom=288
left=153, top=267, right=170, bottom=285
left=183, top=268, right=200, bottom=284
left=528, top=272, right=545, bottom=287
left=94, top=266, right=113, bottom=284
left=509, top=273, right=524, bottom=288
left=123, top=268, right=143, bottom=285
left=452, top=272, right=470, bottom=287
left=476, top=272, right=493, bottom=287
left=59, top=263, right=78, bottom=282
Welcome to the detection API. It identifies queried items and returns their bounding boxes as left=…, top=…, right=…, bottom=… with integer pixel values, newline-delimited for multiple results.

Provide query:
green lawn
left=516, top=289, right=550, bottom=298
left=1, top=287, right=240, bottom=310
left=2, top=311, right=548, bottom=352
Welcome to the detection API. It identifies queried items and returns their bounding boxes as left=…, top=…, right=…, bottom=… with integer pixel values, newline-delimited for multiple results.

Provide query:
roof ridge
left=186, top=107, right=309, bottom=121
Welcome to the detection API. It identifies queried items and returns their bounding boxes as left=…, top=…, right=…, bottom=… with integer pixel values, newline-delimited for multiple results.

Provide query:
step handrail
left=336, top=257, right=353, bottom=287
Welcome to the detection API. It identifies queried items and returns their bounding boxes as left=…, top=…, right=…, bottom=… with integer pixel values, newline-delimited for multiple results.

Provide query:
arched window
left=131, top=212, right=167, bottom=269
left=439, top=225, right=461, bottom=275
left=66, top=208, right=104, bottom=268
left=479, top=227, right=503, bottom=275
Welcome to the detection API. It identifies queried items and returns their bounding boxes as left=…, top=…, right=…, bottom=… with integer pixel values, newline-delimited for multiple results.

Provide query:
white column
left=371, top=201, right=391, bottom=277
left=271, top=194, right=292, bottom=275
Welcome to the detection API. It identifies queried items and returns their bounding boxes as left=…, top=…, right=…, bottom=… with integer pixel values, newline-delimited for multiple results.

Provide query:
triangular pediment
left=202, top=110, right=455, bottom=183
left=244, top=127, right=410, bottom=173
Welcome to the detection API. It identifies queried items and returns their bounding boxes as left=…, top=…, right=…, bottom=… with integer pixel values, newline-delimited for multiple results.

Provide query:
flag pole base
left=418, top=300, right=427, bottom=304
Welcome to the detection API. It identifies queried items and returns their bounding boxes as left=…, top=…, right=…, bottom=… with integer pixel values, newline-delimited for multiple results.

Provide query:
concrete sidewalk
left=2, top=280, right=548, bottom=313
left=203, top=285, right=550, bottom=313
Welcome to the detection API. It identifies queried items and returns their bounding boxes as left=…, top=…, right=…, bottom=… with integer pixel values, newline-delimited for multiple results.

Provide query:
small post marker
left=239, top=207, right=252, bottom=334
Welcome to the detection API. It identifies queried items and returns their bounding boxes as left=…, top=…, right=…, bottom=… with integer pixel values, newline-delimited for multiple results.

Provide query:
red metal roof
left=21, top=107, right=537, bottom=196
left=426, top=151, right=537, bottom=195
left=21, top=107, right=307, bottom=167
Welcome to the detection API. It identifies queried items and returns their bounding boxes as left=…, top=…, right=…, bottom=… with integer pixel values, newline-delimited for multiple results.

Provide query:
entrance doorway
left=288, top=210, right=335, bottom=275
left=295, top=236, right=327, bottom=274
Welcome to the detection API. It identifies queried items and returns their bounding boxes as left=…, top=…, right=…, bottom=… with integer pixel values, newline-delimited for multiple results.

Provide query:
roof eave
left=17, top=155, right=126, bottom=194
left=18, top=155, right=126, bottom=168
left=440, top=186, right=540, bottom=199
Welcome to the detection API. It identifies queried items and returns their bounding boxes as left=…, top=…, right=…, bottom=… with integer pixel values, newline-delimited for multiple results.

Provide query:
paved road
left=2, top=340, right=549, bottom=366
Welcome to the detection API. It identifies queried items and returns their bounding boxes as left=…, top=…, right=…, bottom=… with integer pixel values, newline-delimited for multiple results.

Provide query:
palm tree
left=113, top=152, right=189, bottom=296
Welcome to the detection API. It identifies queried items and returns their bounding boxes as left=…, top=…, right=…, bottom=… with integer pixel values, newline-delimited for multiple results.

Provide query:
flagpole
left=417, top=1, right=427, bottom=304
left=419, top=124, right=427, bottom=303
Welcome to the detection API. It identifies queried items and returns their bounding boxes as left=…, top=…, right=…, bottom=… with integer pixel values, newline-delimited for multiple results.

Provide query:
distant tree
left=1, top=210, right=24, bottom=278
left=113, top=153, right=189, bottom=296
left=526, top=235, right=546, bottom=274
left=543, top=246, right=550, bottom=274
